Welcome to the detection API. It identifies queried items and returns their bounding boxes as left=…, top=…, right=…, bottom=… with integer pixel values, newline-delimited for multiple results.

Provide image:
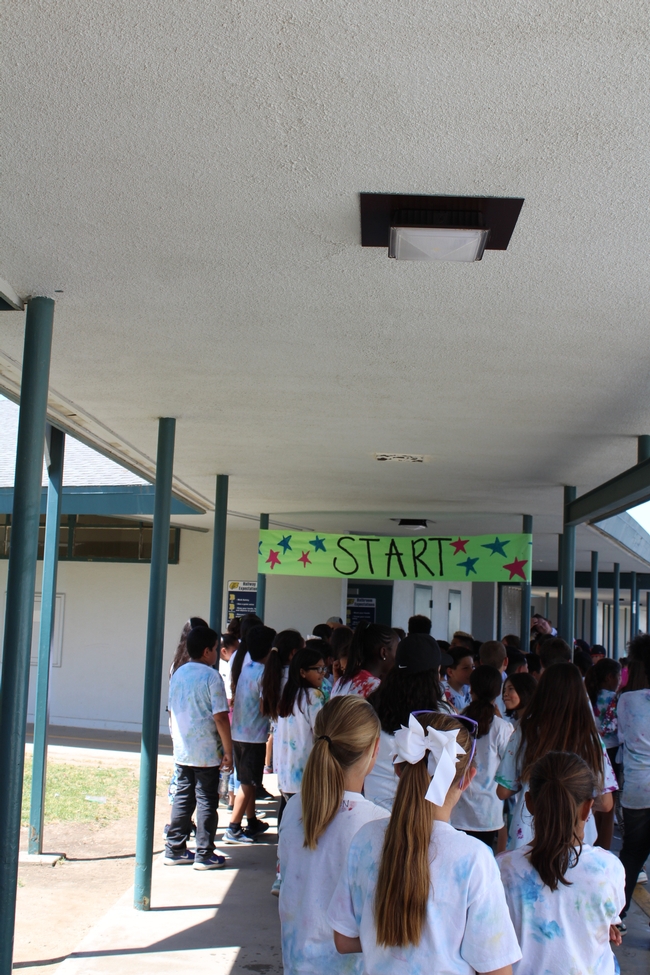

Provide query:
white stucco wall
left=0, top=527, right=352, bottom=733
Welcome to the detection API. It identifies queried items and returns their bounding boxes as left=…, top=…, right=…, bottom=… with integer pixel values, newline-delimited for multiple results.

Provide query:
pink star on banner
left=450, top=537, right=470, bottom=555
left=266, top=550, right=281, bottom=569
left=298, top=551, right=312, bottom=567
left=503, top=557, right=528, bottom=581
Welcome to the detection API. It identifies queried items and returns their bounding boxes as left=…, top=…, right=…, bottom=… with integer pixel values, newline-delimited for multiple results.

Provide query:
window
left=0, top=515, right=180, bottom=564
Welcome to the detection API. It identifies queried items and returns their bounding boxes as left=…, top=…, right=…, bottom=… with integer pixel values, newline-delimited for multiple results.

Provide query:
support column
left=520, top=515, right=532, bottom=650
left=134, top=418, right=176, bottom=912
left=613, top=563, right=620, bottom=660
left=28, top=426, right=65, bottom=855
left=556, top=534, right=564, bottom=636
left=0, top=297, right=54, bottom=975
left=590, top=551, right=599, bottom=647
left=630, top=571, right=638, bottom=640
left=647, top=590, right=649, bottom=634
left=559, top=487, right=577, bottom=649
left=544, top=591, right=550, bottom=619
left=256, top=513, right=269, bottom=620
left=209, top=475, right=229, bottom=635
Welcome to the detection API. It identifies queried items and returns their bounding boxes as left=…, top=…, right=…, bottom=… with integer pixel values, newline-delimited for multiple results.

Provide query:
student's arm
left=334, top=931, right=362, bottom=954
left=593, top=791, right=614, bottom=812
left=496, top=785, right=516, bottom=800
left=478, top=967, right=513, bottom=975
left=214, top=711, right=233, bottom=770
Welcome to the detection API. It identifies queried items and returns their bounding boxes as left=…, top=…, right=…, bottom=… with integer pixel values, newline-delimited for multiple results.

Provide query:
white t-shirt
left=495, top=726, right=617, bottom=849
left=327, top=819, right=521, bottom=975
left=276, top=687, right=328, bottom=794
left=219, top=657, right=232, bottom=699
left=498, top=844, right=624, bottom=975
left=279, top=791, right=388, bottom=975
left=168, top=662, right=229, bottom=767
left=363, top=731, right=398, bottom=811
left=231, top=658, right=269, bottom=743
left=451, top=716, right=513, bottom=831
left=442, top=680, right=471, bottom=711
left=617, top=689, right=650, bottom=809
left=331, top=670, right=381, bottom=699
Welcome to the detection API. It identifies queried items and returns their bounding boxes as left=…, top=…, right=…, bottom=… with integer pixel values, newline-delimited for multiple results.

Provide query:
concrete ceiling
left=2, top=1, right=650, bottom=570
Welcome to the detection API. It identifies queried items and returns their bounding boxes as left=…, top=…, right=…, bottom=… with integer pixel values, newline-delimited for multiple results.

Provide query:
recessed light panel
left=376, top=453, right=425, bottom=463
left=389, top=226, right=489, bottom=262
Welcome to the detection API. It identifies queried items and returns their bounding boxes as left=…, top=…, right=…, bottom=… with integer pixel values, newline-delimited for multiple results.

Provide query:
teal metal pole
left=630, top=571, right=637, bottom=640
left=647, top=590, right=649, bottom=634
left=134, top=418, right=176, bottom=911
left=0, top=297, right=54, bottom=975
left=590, top=551, right=599, bottom=646
left=256, top=513, right=268, bottom=620
left=612, top=563, right=620, bottom=660
left=520, top=515, right=532, bottom=650
left=209, top=475, right=229, bottom=635
left=556, top=534, right=564, bottom=636
left=28, top=426, right=65, bottom=855
left=560, top=487, right=577, bottom=650
left=638, top=435, right=650, bottom=464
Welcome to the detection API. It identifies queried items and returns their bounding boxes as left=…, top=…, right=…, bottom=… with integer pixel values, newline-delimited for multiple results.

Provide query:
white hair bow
left=392, top=714, right=466, bottom=807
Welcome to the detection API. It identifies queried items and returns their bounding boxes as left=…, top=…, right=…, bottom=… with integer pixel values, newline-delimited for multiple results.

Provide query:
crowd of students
left=163, top=609, right=650, bottom=974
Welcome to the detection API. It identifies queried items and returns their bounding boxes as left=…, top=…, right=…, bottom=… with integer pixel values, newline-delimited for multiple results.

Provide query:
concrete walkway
left=54, top=798, right=282, bottom=975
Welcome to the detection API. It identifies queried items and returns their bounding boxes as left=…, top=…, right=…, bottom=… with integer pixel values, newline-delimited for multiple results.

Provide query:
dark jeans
left=165, top=764, right=220, bottom=862
left=619, top=806, right=650, bottom=915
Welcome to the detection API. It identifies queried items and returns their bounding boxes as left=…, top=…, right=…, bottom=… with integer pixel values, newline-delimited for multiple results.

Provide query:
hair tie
left=317, top=735, right=332, bottom=745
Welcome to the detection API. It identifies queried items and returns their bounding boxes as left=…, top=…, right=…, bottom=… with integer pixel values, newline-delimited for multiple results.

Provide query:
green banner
left=258, top=530, right=532, bottom=582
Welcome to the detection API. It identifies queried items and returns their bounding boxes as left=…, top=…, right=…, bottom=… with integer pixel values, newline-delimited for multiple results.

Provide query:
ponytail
left=527, top=751, right=595, bottom=891
left=340, top=622, right=395, bottom=686
left=261, top=629, right=305, bottom=720
left=374, top=712, right=473, bottom=947
left=278, top=648, right=324, bottom=719
left=301, top=696, right=380, bottom=849
left=462, top=665, right=501, bottom=737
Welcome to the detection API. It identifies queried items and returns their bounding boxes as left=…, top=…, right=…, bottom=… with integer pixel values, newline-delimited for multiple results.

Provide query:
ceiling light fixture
left=376, top=453, right=425, bottom=463
left=360, top=194, right=524, bottom=263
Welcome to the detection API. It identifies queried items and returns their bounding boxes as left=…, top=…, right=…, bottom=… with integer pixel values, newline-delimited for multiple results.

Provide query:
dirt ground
left=14, top=796, right=170, bottom=974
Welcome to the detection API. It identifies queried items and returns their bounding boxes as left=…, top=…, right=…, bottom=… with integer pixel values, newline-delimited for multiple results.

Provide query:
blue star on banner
left=457, top=556, right=479, bottom=576
left=309, top=536, right=327, bottom=552
left=278, top=535, right=293, bottom=554
left=482, top=536, right=510, bottom=558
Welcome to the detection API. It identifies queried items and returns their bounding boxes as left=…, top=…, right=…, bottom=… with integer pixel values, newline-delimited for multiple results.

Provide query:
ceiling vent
left=376, top=453, right=425, bottom=463
left=390, top=518, right=430, bottom=529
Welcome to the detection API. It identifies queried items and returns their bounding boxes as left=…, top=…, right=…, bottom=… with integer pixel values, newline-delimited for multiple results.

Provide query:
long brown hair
left=517, top=663, right=604, bottom=786
left=463, top=665, right=501, bottom=737
left=374, top=712, right=473, bottom=948
left=622, top=633, right=650, bottom=692
left=170, top=617, right=208, bottom=675
left=527, top=751, right=595, bottom=890
left=301, top=696, right=380, bottom=849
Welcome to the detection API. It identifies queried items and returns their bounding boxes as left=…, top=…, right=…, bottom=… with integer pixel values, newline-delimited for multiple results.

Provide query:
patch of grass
left=21, top=759, right=141, bottom=824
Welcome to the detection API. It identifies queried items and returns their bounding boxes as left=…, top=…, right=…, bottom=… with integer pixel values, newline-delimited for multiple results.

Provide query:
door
left=413, top=585, right=433, bottom=620
left=448, top=590, right=461, bottom=642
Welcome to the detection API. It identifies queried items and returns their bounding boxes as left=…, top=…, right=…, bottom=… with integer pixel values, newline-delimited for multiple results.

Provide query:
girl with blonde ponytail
left=278, top=696, right=387, bottom=975
left=498, top=752, right=625, bottom=974
left=328, top=711, right=521, bottom=975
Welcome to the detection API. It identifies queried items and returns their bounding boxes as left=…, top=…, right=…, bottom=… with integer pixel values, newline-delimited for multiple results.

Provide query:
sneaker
left=163, top=849, right=195, bottom=865
left=256, top=785, right=275, bottom=800
left=638, top=870, right=648, bottom=884
left=223, top=826, right=254, bottom=845
left=193, top=854, right=226, bottom=870
left=270, top=875, right=281, bottom=896
left=615, top=921, right=627, bottom=936
left=246, top=820, right=270, bottom=838
left=263, top=765, right=273, bottom=775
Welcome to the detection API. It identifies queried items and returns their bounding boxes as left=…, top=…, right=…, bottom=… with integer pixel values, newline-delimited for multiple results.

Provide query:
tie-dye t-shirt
left=441, top=680, right=471, bottom=712
left=498, top=844, right=624, bottom=975
left=231, top=659, right=269, bottom=743
left=327, top=819, right=521, bottom=975
left=593, top=689, right=619, bottom=749
left=495, top=727, right=618, bottom=849
left=616, top=689, right=650, bottom=809
left=451, top=715, right=513, bottom=831
left=278, top=791, right=388, bottom=975
left=275, top=686, right=329, bottom=794
left=168, top=662, right=229, bottom=767
left=331, top=670, right=381, bottom=699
